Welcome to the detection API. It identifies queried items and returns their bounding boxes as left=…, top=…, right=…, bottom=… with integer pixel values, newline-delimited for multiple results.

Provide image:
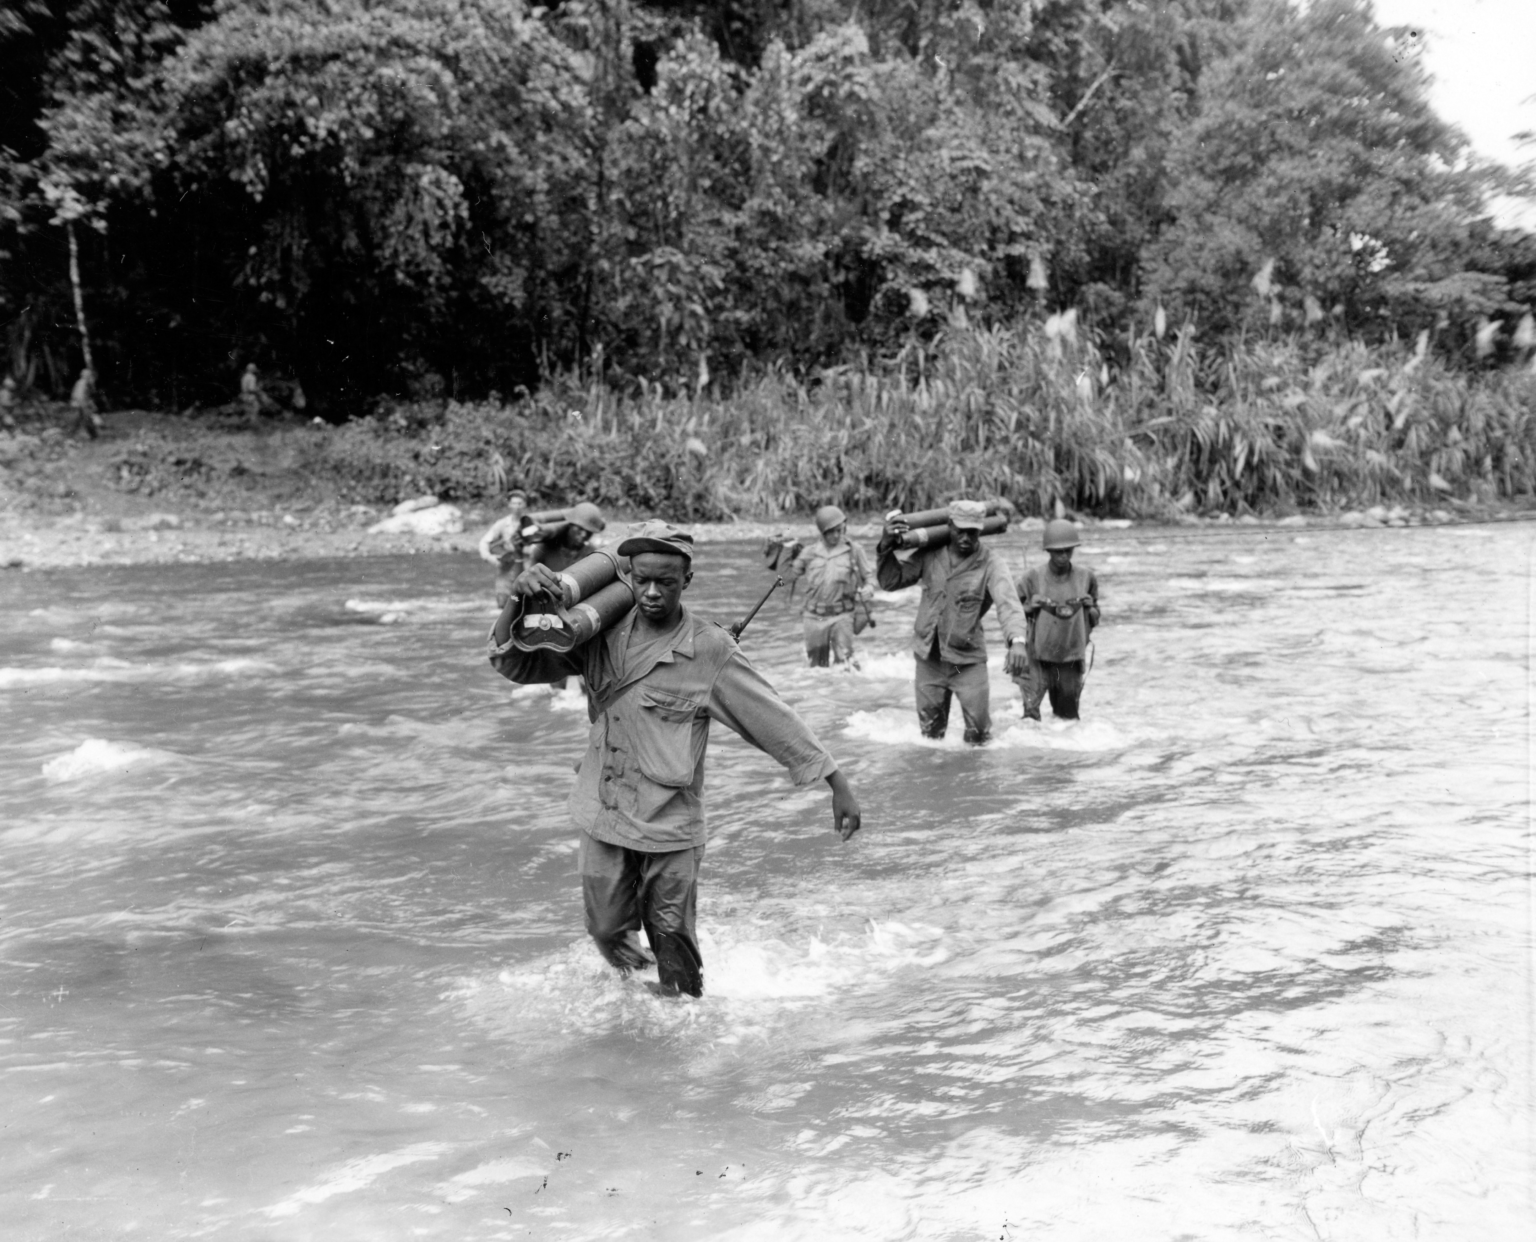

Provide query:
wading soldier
left=783, top=505, right=874, bottom=668
left=526, top=501, right=606, bottom=573
left=877, top=499, right=1030, bottom=744
left=488, top=521, right=862, bottom=997
left=1015, top=519, right=1100, bottom=721
left=478, top=489, right=530, bottom=607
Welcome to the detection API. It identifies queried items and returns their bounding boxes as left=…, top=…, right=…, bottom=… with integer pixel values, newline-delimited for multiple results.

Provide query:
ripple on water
left=0, top=528, right=1528, bottom=1240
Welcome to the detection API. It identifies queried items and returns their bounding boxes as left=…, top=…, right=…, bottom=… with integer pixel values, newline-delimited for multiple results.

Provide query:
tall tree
left=1140, top=0, right=1498, bottom=339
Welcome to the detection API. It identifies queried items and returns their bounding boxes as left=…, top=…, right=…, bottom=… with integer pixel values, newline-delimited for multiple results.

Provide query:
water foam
left=506, top=681, right=587, bottom=711
left=851, top=650, right=918, bottom=681
left=453, top=919, right=951, bottom=1054
left=265, top=1142, right=453, bottom=1218
left=844, top=706, right=1132, bottom=752
left=0, top=657, right=275, bottom=689
left=40, top=738, right=182, bottom=782
left=344, top=596, right=488, bottom=624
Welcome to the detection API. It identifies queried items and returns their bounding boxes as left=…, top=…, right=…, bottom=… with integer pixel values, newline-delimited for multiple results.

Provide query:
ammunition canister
left=897, top=514, right=1009, bottom=548
left=510, top=549, right=634, bottom=653
left=890, top=501, right=1011, bottom=530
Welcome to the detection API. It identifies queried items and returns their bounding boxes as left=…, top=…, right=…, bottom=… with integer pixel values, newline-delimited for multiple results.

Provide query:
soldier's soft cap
left=948, top=499, right=988, bottom=529
left=566, top=501, right=606, bottom=533
left=618, top=520, right=695, bottom=561
left=814, top=504, right=846, bottom=533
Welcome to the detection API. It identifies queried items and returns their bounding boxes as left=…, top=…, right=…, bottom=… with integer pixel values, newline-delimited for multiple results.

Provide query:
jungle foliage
left=0, top=0, right=1532, bottom=418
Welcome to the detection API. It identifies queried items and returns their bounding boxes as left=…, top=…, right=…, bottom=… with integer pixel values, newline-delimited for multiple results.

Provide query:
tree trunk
left=66, top=220, right=95, bottom=375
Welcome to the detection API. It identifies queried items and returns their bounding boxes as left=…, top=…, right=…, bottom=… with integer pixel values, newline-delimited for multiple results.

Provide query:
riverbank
left=2, top=406, right=1531, bottom=572
left=1, top=487, right=1525, bottom=573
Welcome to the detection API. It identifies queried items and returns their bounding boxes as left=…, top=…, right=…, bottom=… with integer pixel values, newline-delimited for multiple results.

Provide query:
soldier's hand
left=1004, top=641, right=1030, bottom=677
left=876, top=521, right=908, bottom=554
left=826, top=770, right=862, bottom=842
left=510, top=564, right=566, bottom=600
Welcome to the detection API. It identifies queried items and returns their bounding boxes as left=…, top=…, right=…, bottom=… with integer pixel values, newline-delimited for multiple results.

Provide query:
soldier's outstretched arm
left=707, top=648, right=864, bottom=842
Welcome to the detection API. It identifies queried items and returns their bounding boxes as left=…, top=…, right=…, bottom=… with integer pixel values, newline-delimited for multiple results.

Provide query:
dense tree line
left=1, top=0, right=1532, bottom=416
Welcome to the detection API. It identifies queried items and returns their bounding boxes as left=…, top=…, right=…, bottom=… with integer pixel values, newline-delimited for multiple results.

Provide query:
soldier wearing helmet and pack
left=526, top=501, right=607, bottom=574
left=781, top=505, right=875, bottom=668
left=1015, top=519, right=1100, bottom=721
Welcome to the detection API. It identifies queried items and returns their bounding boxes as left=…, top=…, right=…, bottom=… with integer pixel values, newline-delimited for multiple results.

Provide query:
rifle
left=728, top=575, right=784, bottom=640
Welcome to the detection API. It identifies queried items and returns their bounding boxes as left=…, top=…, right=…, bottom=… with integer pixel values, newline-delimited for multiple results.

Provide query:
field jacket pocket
left=945, top=590, right=989, bottom=654
left=630, top=689, right=700, bottom=789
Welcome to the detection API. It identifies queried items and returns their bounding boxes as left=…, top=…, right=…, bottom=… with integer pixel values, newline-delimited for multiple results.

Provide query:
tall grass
left=106, top=325, right=1536, bottom=518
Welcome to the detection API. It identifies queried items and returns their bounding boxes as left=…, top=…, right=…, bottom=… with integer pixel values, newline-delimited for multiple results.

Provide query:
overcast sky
left=1368, top=0, right=1535, bottom=224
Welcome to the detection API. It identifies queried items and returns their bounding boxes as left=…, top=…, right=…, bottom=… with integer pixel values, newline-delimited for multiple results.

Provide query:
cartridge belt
left=806, top=601, right=853, bottom=617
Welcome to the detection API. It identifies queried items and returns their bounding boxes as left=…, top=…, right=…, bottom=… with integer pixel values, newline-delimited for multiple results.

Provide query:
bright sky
left=1369, top=0, right=1536, bottom=225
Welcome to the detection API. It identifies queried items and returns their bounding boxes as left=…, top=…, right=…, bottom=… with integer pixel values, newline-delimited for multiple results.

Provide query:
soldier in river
left=488, top=520, right=862, bottom=998
left=478, top=489, right=531, bottom=607
left=781, top=505, right=875, bottom=668
left=877, top=499, right=1029, bottom=744
left=1014, top=519, right=1100, bottom=721
left=526, top=501, right=606, bottom=573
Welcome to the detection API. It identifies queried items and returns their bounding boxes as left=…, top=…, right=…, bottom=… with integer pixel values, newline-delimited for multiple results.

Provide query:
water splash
left=40, top=738, right=185, bottom=782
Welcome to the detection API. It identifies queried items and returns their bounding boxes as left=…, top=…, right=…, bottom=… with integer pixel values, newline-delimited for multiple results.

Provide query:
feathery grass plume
left=1251, top=258, right=1276, bottom=300
left=1475, top=319, right=1502, bottom=359
left=94, top=326, right=1536, bottom=519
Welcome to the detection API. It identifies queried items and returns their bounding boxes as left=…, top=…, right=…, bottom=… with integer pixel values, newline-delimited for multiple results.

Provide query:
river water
left=1, top=522, right=1530, bottom=1240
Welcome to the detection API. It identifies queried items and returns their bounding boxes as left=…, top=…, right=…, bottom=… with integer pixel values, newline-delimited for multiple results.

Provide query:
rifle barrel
left=729, top=576, right=784, bottom=639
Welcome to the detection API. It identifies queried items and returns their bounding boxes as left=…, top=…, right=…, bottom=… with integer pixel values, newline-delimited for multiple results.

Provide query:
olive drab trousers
left=914, top=654, right=992, bottom=744
left=579, top=832, right=705, bottom=997
left=1017, top=658, right=1086, bottom=720
left=802, top=612, right=855, bottom=667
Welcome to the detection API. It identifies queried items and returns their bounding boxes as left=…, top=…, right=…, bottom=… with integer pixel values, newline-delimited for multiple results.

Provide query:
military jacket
left=489, top=606, right=837, bottom=851
left=784, top=540, right=874, bottom=614
left=877, top=542, right=1027, bottom=665
left=1019, top=563, right=1099, bottom=663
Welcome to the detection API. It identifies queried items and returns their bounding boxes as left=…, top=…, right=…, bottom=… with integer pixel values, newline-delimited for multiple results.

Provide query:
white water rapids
left=0, top=523, right=1530, bottom=1239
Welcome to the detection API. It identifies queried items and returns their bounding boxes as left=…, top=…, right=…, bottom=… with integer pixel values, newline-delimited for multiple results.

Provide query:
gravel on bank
left=0, top=496, right=1525, bottom=574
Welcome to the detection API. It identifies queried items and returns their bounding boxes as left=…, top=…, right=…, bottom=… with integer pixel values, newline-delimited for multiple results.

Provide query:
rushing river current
left=1, top=522, right=1530, bottom=1241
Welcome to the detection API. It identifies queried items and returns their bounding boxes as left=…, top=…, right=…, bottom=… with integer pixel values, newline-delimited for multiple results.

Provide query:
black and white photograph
left=1, top=1, right=1531, bottom=1237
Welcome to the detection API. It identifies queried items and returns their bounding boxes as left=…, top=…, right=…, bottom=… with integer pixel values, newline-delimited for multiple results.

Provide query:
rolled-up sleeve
left=706, top=650, right=839, bottom=786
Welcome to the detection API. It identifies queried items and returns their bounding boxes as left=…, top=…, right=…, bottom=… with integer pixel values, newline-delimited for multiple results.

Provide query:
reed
left=101, top=325, right=1536, bottom=519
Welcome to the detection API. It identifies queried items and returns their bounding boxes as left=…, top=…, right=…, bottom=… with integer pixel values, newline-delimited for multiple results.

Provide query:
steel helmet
left=566, top=501, right=606, bottom=533
left=1042, top=518, right=1080, bottom=550
left=813, top=504, right=846, bottom=533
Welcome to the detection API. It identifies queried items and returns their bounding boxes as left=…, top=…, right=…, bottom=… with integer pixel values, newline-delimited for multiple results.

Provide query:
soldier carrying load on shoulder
left=781, top=505, right=875, bottom=669
left=526, top=501, right=606, bottom=573
left=1014, top=519, right=1100, bottom=721
left=876, top=499, right=1029, bottom=745
left=486, top=520, right=862, bottom=998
